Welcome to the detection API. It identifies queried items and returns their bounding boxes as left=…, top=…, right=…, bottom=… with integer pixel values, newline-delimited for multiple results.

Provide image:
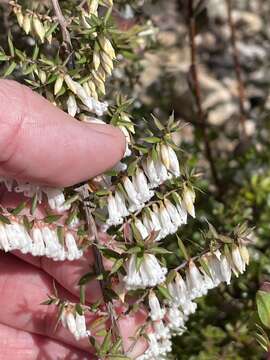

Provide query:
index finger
left=0, top=80, right=125, bottom=187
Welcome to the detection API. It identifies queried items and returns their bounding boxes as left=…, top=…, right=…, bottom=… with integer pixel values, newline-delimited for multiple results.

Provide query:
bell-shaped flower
left=182, top=185, right=195, bottom=218
left=149, top=291, right=166, bottom=321
left=106, top=193, right=123, bottom=226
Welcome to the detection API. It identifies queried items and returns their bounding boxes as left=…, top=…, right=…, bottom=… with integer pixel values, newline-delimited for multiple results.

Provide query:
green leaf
left=0, top=54, right=10, bottom=61
left=3, top=61, right=16, bottom=77
left=78, top=272, right=96, bottom=285
left=75, top=303, right=83, bottom=316
left=44, top=214, right=62, bottom=224
left=110, top=258, right=124, bottom=275
left=12, top=201, right=26, bottom=215
left=100, top=330, right=112, bottom=355
left=143, top=136, right=161, bottom=144
left=0, top=214, right=11, bottom=225
left=257, top=290, right=270, bottom=328
left=151, top=114, right=165, bottom=131
left=177, top=235, right=189, bottom=260
left=150, top=247, right=172, bottom=255
left=157, top=285, right=172, bottom=300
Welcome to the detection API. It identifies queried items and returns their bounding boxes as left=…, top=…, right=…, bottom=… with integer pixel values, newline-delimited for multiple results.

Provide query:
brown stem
left=77, top=184, right=107, bottom=295
left=51, top=0, right=74, bottom=68
left=187, top=0, right=221, bottom=191
left=226, top=0, right=247, bottom=138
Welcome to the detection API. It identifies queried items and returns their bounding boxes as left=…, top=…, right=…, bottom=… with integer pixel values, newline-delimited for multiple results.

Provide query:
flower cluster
left=106, top=144, right=183, bottom=228
left=137, top=244, right=249, bottom=360
left=60, top=307, right=91, bottom=341
left=0, top=216, right=82, bottom=261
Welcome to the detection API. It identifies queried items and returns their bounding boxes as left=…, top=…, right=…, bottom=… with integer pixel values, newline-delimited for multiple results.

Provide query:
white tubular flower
left=168, top=273, right=189, bottom=307
left=153, top=320, right=170, bottom=340
left=164, top=199, right=183, bottom=227
left=123, top=177, right=142, bottom=212
left=66, top=312, right=79, bottom=340
left=123, top=254, right=141, bottom=290
left=119, top=126, right=132, bottom=157
left=182, top=185, right=196, bottom=218
left=115, top=190, right=129, bottom=217
left=113, top=161, right=127, bottom=172
left=32, top=228, right=45, bottom=256
left=166, top=305, right=186, bottom=333
left=107, top=193, right=123, bottom=226
left=186, top=261, right=207, bottom=299
left=135, top=219, right=149, bottom=240
left=142, top=157, right=160, bottom=188
left=75, top=313, right=91, bottom=339
left=149, top=292, right=166, bottom=321
left=41, top=227, right=61, bottom=258
left=44, top=188, right=70, bottom=213
left=0, top=223, right=10, bottom=252
left=154, top=158, right=171, bottom=184
left=150, top=206, right=162, bottom=233
left=207, top=253, right=223, bottom=287
left=124, top=254, right=167, bottom=290
left=231, top=245, right=246, bottom=275
left=160, top=144, right=170, bottom=169
left=219, top=254, right=232, bottom=285
left=67, top=94, right=78, bottom=117
left=146, top=333, right=160, bottom=357
left=5, top=222, right=23, bottom=250
left=239, top=245, right=250, bottom=266
left=167, top=146, right=180, bottom=177
left=158, top=203, right=177, bottom=236
left=65, top=233, right=82, bottom=261
left=133, top=168, right=154, bottom=203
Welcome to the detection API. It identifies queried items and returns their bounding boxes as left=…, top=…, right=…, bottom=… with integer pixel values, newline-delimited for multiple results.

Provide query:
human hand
left=0, top=80, right=147, bottom=360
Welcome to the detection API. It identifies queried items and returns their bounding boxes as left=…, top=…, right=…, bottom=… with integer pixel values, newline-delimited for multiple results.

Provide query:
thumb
left=0, top=80, right=125, bottom=187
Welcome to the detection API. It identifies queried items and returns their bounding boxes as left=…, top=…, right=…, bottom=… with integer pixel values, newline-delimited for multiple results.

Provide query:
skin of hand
left=0, top=80, right=147, bottom=360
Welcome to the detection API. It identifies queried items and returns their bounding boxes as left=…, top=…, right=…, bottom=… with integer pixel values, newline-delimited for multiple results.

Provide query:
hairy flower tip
left=149, top=291, right=166, bottom=321
left=106, top=193, right=123, bottom=226
left=133, top=168, right=154, bottom=203
left=44, top=188, right=71, bottom=213
left=153, top=320, right=171, bottom=340
left=166, top=305, right=186, bottom=335
left=123, top=254, right=167, bottom=290
left=168, top=273, right=189, bottom=307
left=186, top=261, right=208, bottom=299
left=122, top=176, right=143, bottom=212
left=136, top=333, right=172, bottom=360
left=61, top=309, right=91, bottom=341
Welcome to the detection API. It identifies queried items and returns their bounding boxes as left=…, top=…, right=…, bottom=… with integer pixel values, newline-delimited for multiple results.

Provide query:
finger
left=0, top=252, right=95, bottom=352
left=14, top=249, right=103, bottom=304
left=0, top=80, right=125, bottom=187
left=0, top=323, right=92, bottom=360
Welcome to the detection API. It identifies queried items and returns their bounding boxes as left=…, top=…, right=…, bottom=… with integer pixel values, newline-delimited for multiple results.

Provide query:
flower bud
left=93, top=50, right=100, bottom=70
left=99, top=35, right=116, bottom=59
left=14, top=8, right=24, bottom=27
left=54, top=74, right=64, bottom=95
left=22, top=13, right=32, bottom=34
left=67, top=95, right=78, bottom=117
left=33, top=15, right=45, bottom=42
left=64, top=74, right=78, bottom=94
left=160, top=144, right=170, bottom=169
left=182, top=185, right=195, bottom=218
left=38, top=70, right=46, bottom=84
left=89, top=0, right=99, bottom=14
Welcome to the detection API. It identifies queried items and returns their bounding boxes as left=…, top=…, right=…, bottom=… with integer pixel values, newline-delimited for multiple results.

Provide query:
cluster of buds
left=64, top=75, right=108, bottom=117
left=106, top=143, right=183, bottom=227
left=60, top=306, right=91, bottom=341
left=137, top=244, right=249, bottom=360
left=10, top=1, right=53, bottom=43
left=0, top=216, right=83, bottom=261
